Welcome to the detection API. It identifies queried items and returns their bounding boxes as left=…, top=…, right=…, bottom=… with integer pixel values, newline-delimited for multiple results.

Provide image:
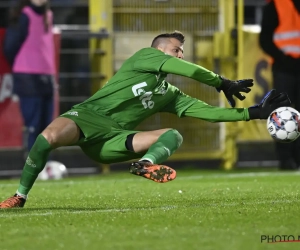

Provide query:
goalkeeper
left=0, top=31, right=290, bottom=208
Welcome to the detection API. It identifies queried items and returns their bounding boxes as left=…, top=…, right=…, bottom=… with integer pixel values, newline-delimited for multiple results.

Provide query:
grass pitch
left=0, top=169, right=300, bottom=250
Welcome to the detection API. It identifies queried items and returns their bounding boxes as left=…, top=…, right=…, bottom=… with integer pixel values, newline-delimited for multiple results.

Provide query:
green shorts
left=60, top=107, right=144, bottom=164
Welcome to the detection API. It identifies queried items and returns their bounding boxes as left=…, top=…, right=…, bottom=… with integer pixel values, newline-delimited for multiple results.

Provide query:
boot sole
left=130, top=164, right=176, bottom=183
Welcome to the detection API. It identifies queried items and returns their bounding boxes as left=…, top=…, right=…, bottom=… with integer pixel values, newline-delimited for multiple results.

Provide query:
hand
left=216, top=76, right=253, bottom=107
left=248, top=89, right=291, bottom=120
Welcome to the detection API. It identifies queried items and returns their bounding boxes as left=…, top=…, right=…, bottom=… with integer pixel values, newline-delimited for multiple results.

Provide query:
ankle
left=139, top=158, right=153, bottom=163
left=15, top=191, right=28, bottom=200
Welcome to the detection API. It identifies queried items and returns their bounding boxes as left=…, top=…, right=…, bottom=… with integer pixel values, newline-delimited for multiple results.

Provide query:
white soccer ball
left=267, top=107, right=300, bottom=143
left=37, top=161, right=68, bottom=180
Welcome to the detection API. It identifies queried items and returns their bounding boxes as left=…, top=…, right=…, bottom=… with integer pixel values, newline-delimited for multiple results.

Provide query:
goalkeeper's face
left=158, top=38, right=184, bottom=59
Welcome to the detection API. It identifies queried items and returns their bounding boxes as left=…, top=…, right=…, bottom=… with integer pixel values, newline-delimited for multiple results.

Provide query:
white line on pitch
left=0, top=206, right=178, bottom=218
left=0, top=171, right=300, bottom=187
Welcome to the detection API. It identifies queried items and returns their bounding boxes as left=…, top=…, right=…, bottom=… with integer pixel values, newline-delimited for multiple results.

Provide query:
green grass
left=1, top=170, right=300, bottom=250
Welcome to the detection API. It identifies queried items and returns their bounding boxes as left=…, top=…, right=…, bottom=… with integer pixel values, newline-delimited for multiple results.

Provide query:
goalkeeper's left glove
left=216, top=76, right=253, bottom=107
left=248, top=89, right=291, bottom=120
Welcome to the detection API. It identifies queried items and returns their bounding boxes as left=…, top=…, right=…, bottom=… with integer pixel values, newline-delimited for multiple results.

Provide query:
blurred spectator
left=3, top=0, right=55, bottom=153
left=259, top=0, right=300, bottom=170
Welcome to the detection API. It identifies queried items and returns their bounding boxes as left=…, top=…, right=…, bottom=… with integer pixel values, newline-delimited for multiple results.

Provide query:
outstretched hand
left=248, top=89, right=291, bottom=120
left=216, top=76, right=254, bottom=107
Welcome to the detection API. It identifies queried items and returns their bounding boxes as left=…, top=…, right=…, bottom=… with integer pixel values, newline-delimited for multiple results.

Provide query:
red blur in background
left=0, top=28, right=61, bottom=148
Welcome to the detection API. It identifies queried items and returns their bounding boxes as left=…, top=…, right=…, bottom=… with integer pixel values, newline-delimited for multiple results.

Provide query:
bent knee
left=41, top=129, right=59, bottom=147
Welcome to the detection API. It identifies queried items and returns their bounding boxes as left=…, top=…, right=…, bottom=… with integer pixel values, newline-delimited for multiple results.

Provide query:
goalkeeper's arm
left=178, top=90, right=291, bottom=121
left=160, top=57, right=222, bottom=87
left=160, top=57, right=253, bottom=107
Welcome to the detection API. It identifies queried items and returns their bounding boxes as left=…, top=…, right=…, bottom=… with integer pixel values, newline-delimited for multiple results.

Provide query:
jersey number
left=132, top=82, right=154, bottom=109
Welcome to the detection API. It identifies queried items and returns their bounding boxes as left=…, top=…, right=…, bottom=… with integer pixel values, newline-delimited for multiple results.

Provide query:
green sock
left=141, top=129, right=183, bottom=164
left=17, top=134, right=52, bottom=196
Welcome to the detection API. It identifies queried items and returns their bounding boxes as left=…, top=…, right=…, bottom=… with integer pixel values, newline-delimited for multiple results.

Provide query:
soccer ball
left=37, top=161, right=68, bottom=180
left=267, top=107, right=300, bottom=143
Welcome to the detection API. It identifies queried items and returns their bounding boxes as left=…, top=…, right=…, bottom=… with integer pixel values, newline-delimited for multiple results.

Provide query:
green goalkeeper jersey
left=74, top=48, right=195, bottom=129
left=74, top=47, right=249, bottom=130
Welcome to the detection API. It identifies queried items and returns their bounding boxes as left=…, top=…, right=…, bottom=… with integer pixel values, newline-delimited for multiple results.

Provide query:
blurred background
left=0, top=0, right=278, bottom=178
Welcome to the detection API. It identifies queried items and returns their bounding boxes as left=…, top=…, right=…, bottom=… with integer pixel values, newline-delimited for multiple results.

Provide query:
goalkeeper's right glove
left=216, top=76, right=253, bottom=108
left=248, top=89, right=291, bottom=120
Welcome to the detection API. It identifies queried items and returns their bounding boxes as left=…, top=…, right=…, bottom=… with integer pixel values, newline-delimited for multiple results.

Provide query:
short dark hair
left=151, top=31, right=185, bottom=48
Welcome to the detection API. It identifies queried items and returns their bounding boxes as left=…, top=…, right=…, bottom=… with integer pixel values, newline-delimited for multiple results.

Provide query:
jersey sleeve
left=161, top=92, right=250, bottom=121
left=160, top=57, right=222, bottom=87
left=133, top=48, right=173, bottom=73
left=160, top=91, right=199, bottom=117
left=182, top=101, right=250, bottom=122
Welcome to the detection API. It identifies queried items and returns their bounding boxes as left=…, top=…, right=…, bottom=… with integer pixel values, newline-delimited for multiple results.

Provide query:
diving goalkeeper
left=0, top=31, right=290, bottom=208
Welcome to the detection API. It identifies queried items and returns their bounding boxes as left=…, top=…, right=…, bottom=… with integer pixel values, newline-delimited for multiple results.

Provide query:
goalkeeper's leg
left=128, top=129, right=183, bottom=183
left=0, top=117, right=81, bottom=208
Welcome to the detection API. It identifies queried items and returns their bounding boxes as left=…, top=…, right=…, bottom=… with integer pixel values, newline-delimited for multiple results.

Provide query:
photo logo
left=261, top=235, right=300, bottom=243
